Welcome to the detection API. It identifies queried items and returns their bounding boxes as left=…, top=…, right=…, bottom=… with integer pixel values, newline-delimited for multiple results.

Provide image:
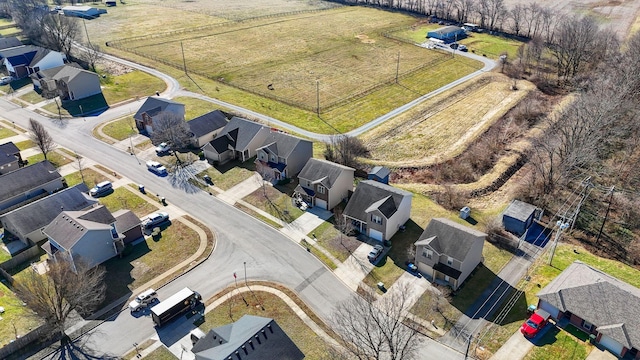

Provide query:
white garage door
left=369, top=229, right=383, bottom=241
left=538, top=300, right=560, bottom=319
left=599, top=334, right=624, bottom=356
left=315, top=198, right=328, bottom=210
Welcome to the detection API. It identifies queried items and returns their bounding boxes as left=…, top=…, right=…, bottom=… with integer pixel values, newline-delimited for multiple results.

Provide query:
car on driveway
left=368, top=244, right=384, bottom=262
left=520, top=309, right=551, bottom=338
left=142, top=212, right=170, bottom=229
left=146, top=160, right=167, bottom=175
left=0, top=76, right=14, bottom=85
left=89, top=181, right=113, bottom=197
left=155, top=142, right=170, bottom=154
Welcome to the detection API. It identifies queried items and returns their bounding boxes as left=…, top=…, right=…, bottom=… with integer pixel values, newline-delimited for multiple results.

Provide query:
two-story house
left=343, top=180, right=412, bottom=242
left=0, top=45, right=66, bottom=79
left=0, top=141, right=22, bottom=175
left=188, top=110, right=229, bottom=148
left=294, top=158, right=354, bottom=210
left=201, top=117, right=270, bottom=165
left=31, top=63, right=102, bottom=101
left=42, top=205, right=130, bottom=270
left=414, top=218, right=486, bottom=290
left=133, top=97, right=185, bottom=134
left=255, top=131, right=312, bottom=182
left=0, top=161, right=65, bottom=215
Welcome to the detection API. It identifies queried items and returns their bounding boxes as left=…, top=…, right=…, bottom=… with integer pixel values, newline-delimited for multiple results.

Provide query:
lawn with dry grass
left=64, top=168, right=109, bottom=188
left=27, top=150, right=74, bottom=168
left=242, top=185, right=304, bottom=223
left=99, top=186, right=159, bottom=218
left=0, top=125, right=16, bottom=139
left=172, top=96, right=219, bottom=120
left=102, top=116, right=137, bottom=141
left=195, top=161, right=256, bottom=191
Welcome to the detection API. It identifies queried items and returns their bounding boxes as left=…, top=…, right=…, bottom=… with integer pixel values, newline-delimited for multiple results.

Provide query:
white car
left=146, top=160, right=167, bottom=175
left=129, top=289, right=158, bottom=312
left=155, top=142, right=170, bottom=154
left=89, top=181, right=113, bottom=197
left=142, top=212, right=170, bottom=229
left=0, top=76, right=14, bottom=85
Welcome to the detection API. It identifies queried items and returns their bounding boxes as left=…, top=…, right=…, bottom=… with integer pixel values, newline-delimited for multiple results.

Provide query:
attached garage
left=314, top=198, right=327, bottom=210
left=599, top=335, right=624, bottom=356
left=537, top=300, right=560, bottom=319
left=369, top=229, right=383, bottom=241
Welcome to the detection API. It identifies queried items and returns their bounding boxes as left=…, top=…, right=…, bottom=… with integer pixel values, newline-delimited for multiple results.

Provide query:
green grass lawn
left=242, top=184, right=304, bottom=223
left=18, top=91, right=44, bottom=104
left=102, top=117, right=137, bottom=141
left=100, top=70, right=167, bottom=105
left=0, top=26, right=21, bottom=36
left=102, top=219, right=199, bottom=304
left=173, top=96, right=218, bottom=120
left=524, top=326, right=592, bottom=360
left=64, top=168, right=108, bottom=188
left=98, top=187, right=159, bottom=218
left=14, top=139, right=35, bottom=150
left=0, top=281, right=44, bottom=347
left=199, top=291, right=334, bottom=359
left=195, top=160, right=256, bottom=191
left=27, top=150, right=74, bottom=168
left=234, top=202, right=283, bottom=229
left=0, top=126, right=16, bottom=139
left=141, top=346, right=177, bottom=360
left=459, top=32, right=523, bottom=59
left=307, top=218, right=361, bottom=263
left=0, top=246, right=11, bottom=263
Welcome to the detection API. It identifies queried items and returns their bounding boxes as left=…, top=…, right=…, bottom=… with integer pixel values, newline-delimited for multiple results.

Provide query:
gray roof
left=0, top=45, right=53, bottom=67
left=414, top=218, right=486, bottom=261
left=256, top=131, right=311, bottom=159
left=537, top=261, right=640, bottom=349
left=0, top=37, right=22, bottom=51
left=188, top=110, right=229, bottom=138
left=193, top=315, right=304, bottom=360
left=43, top=205, right=115, bottom=250
left=430, top=26, right=464, bottom=35
left=503, top=200, right=538, bottom=222
left=0, top=142, right=20, bottom=166
left=133, top=97, right=183, bottom=121
left=112, top=209, right=141, bottom=232
left=298, top=158, right=354, bottom=189
left=0, top=185, right=96, bottom=240
left=369, top=165, right=391, bottom=179
left=0, top=161, right=61, bottom=204
left=207, top=117, right=267, bottom=153
left=343, top=180, right=412, bottom=221
left=33, top=63, right=96, bottom=84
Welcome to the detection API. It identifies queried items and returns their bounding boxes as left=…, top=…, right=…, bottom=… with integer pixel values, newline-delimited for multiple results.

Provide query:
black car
left=450, top=43, right=459, bottom=50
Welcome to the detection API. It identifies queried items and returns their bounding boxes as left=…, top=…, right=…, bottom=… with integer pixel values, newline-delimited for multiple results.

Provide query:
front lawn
left=18, top=90, right=44, bottom=104
left=64, top=168, right=108, bottom=188
left=0, top=281, right=44, bottom=347
left=100, top=70, right=166, bottom=104
left=524, top=326, right=592, bottom=360
left=142, top=346, right=177, bottom=360
left=27, top=150, right=74, bottom=168
left=102, top=219, right=199, bottom=303
left=0, top=126, right=17, bottom=139
left=307, top=218, right=361, bottom=263
left=199, top=291, right=334, bottom=359
left=98, top=187, right=159, bottom=218
left=242, top=185, right=304, bottom=223
left=195, top=160, right=256, bottom=191
left=459, top=32, right=523, bottom=59
left=102, top=117, right=136, bottom=141
left=14, top=139, right=35, bottom=150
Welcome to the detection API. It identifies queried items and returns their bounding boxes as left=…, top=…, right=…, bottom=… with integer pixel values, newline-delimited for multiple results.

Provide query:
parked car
left=458, top=44, right=468, bottom=52
left=146, top=160, right=167, bottom=175
left=129, top=289, right=158, bottom=312
left=368, top=244, right=384, bottom=262
left=450, top=43, right=459, bottom=50
left=155, top=142, right=170, bottom=154
left=0, top=76, right=14, bottom=85
left=89, top=181, right=113, bottom=197
left=143, top=212, right=170, bottom=229
left=520, top=309, right=551, bottom=338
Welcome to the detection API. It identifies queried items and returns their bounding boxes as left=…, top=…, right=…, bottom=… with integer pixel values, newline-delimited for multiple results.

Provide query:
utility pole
left=243, top=261, right=247, bottom=286
left=596, top=186, right=615, bottom=246
left=549, top=220, right=569, bottom=265
left=181, top=41, right=187, bottom=75
left=75, top=151, right=85, bottom=184
left=570, top=177, right=593, bottom=230
left=395, top=51, right=400, bottom=84
left=464, top=333, right=472, bottom=360
left=316, top=79, right=320, bottom=116
left=82, top=18, right=91, bottom=45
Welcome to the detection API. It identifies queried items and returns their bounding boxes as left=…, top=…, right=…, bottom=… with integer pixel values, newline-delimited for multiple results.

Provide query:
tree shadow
left=46, top=329, right=120, bottom=360
left=168, top=166, right=201, bottom=194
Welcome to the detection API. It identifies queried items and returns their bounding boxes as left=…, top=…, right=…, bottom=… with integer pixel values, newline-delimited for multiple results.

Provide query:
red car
left=520, top=309, right=551, bottom=338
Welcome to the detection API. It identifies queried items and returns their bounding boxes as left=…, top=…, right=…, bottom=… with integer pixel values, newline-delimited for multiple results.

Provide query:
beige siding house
left=294, top=158, right=354, bottom=210
left=202, top=117, right=270, bottom=165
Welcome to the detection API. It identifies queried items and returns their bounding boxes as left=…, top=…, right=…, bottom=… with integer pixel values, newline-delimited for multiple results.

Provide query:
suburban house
left=537, top=261, right=640, bottom=358
left=0, top=37, right=22, bottom=51
left=342, top=180, right=412, bottom=242
left=188, top=110, right=229, bottom=148
left=0, top=45, right=66, bottom=79
left=502, top=200, right=541, bottom=237
left=42, top=205, right=125, bottom=270
left=0, top=141, right=22, bottom=174
left=426, top=26, right=467, bottom=43
left=254, top=131, right=313, bottom=181
left=0, top=184, right=95, bottom=246
left=111, top=209, right=143, bottom=245
left=202, top=117, right=270, bottom=165
left=31, top=64, right=102, bottom=101
left=293, top=158, right=354, bottom=210
left=192, top=315, right=304, bottom=360
left=367, top=165, right=391, bottom=184
left=414, top=218, right=486, bottom=290
left=133, top=97, right=185, bottom=134
left=0, top=161, right=65, bottom=214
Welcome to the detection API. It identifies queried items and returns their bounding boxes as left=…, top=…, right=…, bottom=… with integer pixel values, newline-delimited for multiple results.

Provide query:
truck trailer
left=150, top=287, right=201, bottom=327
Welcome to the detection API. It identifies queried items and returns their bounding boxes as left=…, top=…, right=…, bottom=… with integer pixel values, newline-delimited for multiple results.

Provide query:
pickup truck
left=146, top=160, right=167, bottom=175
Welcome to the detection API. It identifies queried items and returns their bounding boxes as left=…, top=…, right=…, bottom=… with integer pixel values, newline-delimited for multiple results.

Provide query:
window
left=110, top=224, right=118, bottom=238
left=422, top=249, right=432, bottom=259
left=317, top=185, right=326, bottom=194
left=582, top=320, right=592, bottom=331
left=371, top=215, right=382, bottom=225
left=447, top=257, right=453, bottom=265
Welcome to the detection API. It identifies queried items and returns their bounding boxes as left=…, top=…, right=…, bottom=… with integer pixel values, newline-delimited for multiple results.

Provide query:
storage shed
left=426, top=26, right=467, bottom=43
left=368, top=166, right=390, bottom=184
left=502, top=200, right=540, bottom=236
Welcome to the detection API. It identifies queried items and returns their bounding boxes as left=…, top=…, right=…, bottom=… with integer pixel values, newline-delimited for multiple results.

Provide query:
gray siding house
left=201, top=117, right=270, bottom=165
left=255, top=132, right=312, bottom=181
left=343, top=180, right=412, bottom=242
left=31, top=64, right=102, bottom=101
left=0, top=161, right=65, bottom=214
left=294, top=158, right=354, bottom=210
left=0, top=142, right=22, bottom=175
left=414, top=218, right=486, bottom=290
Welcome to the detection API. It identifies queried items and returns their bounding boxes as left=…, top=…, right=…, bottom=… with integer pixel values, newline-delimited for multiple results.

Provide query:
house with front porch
left=201, top=117, right=270, bottom=165
left=254, top=131, right=312, bottom=182
left=342, top=180, right=412, bottom=242
left=414, top=218, right=486, bottom=290
left=537, top=261, right=640, bottom=359
left=293, top=158, right=354, bottom=210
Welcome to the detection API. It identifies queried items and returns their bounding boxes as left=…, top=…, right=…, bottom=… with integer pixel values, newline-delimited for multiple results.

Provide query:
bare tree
left=509, top=4, right=524, bottom=36
left=79, top=42, right=103, bottom=72
left=15, top=258, right=106, bottom=341
left=7, top=0, right=48, bottom=41
left=324, top=135, right=370, bottom=169
left=150, top=111, right=191, bottom=167
left=42, top=13, right=81, bottom=59
left=454, top=0, right=475, bottom=23
left=332, top=283, right=420, bottom=360
left=29, top=118, right=56, bottom=160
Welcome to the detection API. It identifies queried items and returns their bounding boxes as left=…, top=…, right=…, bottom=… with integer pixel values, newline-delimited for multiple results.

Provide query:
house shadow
left=156, top=302, right=205, bottom=347
left=213, top=157, right=256, bottom=174
left=384, top=219, right=424, bottom=270
left=61, top=93, right=109, bottom=117
left=524, top=222, right=552, bottom=247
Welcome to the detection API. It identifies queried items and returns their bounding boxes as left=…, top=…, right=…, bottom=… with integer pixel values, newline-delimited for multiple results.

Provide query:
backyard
left=0, top=280, right=44, bottom=348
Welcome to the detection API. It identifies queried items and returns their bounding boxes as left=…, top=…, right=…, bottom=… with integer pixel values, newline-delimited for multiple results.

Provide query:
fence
left=0, top=324, right=54, bottom=359
left=0, top=245, right=41, bottom=272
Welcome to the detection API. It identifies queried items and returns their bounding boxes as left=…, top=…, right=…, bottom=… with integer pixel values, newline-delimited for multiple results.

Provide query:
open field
left=362, top=73, right=534, bottom=167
